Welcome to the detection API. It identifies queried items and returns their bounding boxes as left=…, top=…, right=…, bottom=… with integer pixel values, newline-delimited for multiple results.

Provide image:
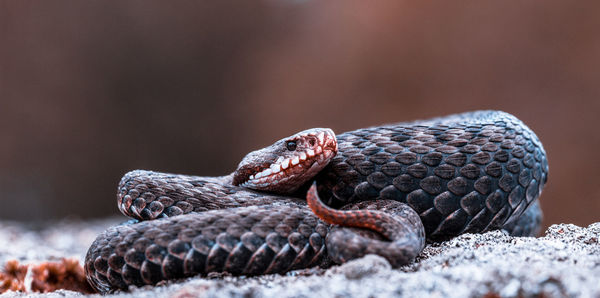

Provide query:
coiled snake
left=85, top=111, right=548, bottom=293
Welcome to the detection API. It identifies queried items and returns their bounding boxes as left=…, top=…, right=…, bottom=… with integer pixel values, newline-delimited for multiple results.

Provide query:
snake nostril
left=308, top=138, right=316, bottom=147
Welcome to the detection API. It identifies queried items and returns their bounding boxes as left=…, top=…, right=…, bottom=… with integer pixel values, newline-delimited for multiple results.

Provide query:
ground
left=0, top=219, right=598, bottom=298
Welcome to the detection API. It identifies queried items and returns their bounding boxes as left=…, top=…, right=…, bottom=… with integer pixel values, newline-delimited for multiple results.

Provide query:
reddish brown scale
left=307, top=183, right=391, bottom=239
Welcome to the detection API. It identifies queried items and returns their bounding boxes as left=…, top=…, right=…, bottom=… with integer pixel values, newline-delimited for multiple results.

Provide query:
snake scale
left=85, top=111, right=548, bottom=293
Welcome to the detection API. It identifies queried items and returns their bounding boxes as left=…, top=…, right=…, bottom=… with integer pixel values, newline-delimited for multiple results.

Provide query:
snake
left=84, top=111, right=548, bottom=293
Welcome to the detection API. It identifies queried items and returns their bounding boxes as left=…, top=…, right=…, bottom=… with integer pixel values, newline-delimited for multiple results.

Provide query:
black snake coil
left=85, top=111, right=548, bottom=293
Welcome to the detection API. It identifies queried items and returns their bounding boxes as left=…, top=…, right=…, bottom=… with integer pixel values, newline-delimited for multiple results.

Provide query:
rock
left=334, top=254, right=391, bottom=280
left=0, top=221, right=599, bottom=297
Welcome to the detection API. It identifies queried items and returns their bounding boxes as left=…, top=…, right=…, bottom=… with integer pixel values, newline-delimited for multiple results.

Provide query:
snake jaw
left=233, top=128, right=337, bottom=194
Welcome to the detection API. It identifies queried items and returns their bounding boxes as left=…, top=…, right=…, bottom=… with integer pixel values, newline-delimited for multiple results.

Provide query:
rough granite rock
left=0, top=220, right=598, bottom=298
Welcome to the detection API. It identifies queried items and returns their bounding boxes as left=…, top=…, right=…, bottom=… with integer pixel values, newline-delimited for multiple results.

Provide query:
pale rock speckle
left=1, top=221, right=599, bottom=298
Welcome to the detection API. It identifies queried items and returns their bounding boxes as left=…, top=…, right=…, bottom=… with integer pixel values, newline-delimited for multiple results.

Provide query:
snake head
left=233, top=128, right=337, bottom=194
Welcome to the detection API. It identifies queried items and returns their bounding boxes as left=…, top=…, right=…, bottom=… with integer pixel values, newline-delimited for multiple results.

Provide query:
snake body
left=85, top=111, right=548, bottom=293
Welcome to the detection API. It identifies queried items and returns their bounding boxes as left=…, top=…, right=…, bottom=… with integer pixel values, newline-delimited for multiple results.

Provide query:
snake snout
left=234, top=128, right=337, bottom=194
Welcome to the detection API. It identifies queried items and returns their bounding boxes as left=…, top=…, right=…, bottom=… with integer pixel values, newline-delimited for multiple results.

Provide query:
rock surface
left=0, top=220, right=599, bottom=298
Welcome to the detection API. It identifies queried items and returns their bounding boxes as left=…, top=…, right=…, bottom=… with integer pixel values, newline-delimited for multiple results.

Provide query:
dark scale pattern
left=85, top=203, right=329, bottom=293
left=116, top=171, right=301, bottom=221
left=315, top=111, right=548, bottom=240
left=86, top=110, right=548, bottom=293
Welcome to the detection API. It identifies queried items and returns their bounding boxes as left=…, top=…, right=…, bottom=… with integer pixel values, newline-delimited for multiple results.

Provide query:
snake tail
left=307, top=182, right=425, bottom=267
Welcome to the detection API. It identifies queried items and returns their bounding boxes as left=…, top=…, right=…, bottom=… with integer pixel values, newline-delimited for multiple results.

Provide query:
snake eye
left=286, top=141, right=297, bottom=151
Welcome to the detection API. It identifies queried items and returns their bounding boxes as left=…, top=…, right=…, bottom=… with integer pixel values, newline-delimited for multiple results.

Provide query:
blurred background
left=1, top=1, right=598, bottom=230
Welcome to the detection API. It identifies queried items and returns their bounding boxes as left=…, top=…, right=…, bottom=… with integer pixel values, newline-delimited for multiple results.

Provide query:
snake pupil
left=286, top=141, right=297, bottom=151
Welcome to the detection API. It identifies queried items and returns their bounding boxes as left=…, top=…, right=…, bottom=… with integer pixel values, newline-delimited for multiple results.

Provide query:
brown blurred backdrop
left=1, top=1, right=599, bottom=229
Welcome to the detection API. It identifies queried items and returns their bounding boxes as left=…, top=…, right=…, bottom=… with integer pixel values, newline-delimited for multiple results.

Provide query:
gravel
left=1, top=220, right=598, bottom=298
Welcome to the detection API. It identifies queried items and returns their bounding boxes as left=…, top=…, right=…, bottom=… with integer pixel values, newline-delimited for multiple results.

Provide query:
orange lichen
left=0, top=260, right=27, bottom=293
left=0, top=258, right=95, bottom=294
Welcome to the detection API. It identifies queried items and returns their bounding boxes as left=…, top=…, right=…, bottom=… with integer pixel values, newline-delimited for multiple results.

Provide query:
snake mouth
left=233, top=128, right=337, bottom=193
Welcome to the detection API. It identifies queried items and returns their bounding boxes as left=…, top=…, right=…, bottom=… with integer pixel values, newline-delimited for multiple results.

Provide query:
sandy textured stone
left=1, top=220, right=599, bottom=298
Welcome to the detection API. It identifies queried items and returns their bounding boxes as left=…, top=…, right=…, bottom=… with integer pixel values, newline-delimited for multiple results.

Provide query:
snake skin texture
left=306, top=183, right=425, bottom=267
left=315, top=111, right=548, bottom=240
left=85, top=111, right=548, bottom=293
